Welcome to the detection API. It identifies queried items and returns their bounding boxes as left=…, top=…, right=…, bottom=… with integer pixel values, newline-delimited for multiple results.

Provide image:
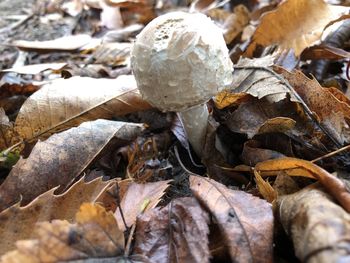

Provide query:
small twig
left=312, top=144, right=350, bottom=163
left=233, top=65, right=342, bottom=148
left=0, top=13, right=34, bottom=35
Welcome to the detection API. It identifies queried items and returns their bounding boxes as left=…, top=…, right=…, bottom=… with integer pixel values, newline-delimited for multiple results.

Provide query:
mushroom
left=131, top=11, right=233, bottom=156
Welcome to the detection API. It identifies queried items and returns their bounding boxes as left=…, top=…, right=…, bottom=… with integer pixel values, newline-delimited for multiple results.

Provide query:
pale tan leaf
left=277, top=184, right=350, bottom=263
left=1, top=63, right=67, bottom=74
left=190, top=175, right=273, bottom=263
left=12, top=35, right=92, bottom=52
left=0, top=176, right=114, bottom=256
left=134, top=197, right=210, bottom=263
left=114, top=180, right=171, bottom=231
left=0, top=119, right=144, bottom=211
left=14, top=75, right=151, bottom=141
left=246, top=0, right=349, bottom=56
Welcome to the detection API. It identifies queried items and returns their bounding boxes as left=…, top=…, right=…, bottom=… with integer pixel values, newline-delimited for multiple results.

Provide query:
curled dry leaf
left=0, top=203, right=124, bottom=263
left=255, top=157, right=350, bottom=212
left=277, top=184, right=350, bottom=263
left=229, top=56, right=299, bottom=103
left=0, top=176, right=114, bottom=256
left=14, top=75, right=151, bottom=142
left=134, top=197, right=210, bottom=263
left=0, top=119, right=144, bottom=211
left=114, top=180, right=171, bottom=231
left=275, top=66, right=350, bottom=145
left=246, top=0, right=349, bottom=56
left=190, top=175, right=274, bottom=263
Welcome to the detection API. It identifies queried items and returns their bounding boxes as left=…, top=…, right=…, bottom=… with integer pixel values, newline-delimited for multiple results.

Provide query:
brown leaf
left=301, top=44, right=350, bottom=60
left=246, top=0, right=349, bottom=56
left=114, top=180, right=171, bottom=231
left=133, top=197, right=210, bottom=263
left=208, top=5, right=250, bottom=44
left=275, top=67, right=350, bottom=145
left=14, top=75, right=151, bottom=142
left=0, top=203, right=124, bottom=262
left=0, top=176, right=114, bottom=256
left=190, top=175, right=274, bottom=263
left=255, top=157, right=350, bottom=212
left=241, top=140, right=286, bottom=166
left=277, top=184, right=350, bottom=263
left=12, top=35, right=92, bottom=52
left=0, top=119, right=144, bottom=211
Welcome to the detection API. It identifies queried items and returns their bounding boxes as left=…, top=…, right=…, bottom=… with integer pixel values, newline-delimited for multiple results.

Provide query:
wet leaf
left=190, top=175, right=273, bottom=263
left=0, top=119, right=144, bottom=211
left=14, top=75, right=151, bottom=142
left=0, top=176, right=114, bottom=255
left=246, top=0, right=349, bottom=56
left=277, top=184, right=350, bottom=263
left=134, top=197, right=210, bottom=263
left=114, top=180, right=171, bottom=231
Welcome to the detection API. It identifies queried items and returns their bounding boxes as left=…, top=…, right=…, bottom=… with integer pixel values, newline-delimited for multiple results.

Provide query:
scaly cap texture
left=131, top=11, right=233, bottom=112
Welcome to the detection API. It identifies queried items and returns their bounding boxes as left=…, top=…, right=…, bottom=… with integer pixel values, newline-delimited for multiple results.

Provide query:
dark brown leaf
left=190, top=175, right=274, bottom=263
left=134, top=197, right=210, bottom=263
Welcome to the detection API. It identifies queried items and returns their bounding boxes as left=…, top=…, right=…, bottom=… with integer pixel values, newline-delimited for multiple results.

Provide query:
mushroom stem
left=179, top=103, right=209, bottom=157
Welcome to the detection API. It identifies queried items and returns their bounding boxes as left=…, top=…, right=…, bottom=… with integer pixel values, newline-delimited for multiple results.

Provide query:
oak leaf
left=246, top=0, right=349, bottom=56
left=0, top=176, right=114, bottom=255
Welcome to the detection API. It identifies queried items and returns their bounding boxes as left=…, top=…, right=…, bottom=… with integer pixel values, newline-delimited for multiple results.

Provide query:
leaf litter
left=1, top=0, right=350, bottom=262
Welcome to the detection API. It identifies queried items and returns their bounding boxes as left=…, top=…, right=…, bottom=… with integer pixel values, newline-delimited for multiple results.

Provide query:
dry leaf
left=114, top=180, right=171, bottom=231
left=14, top=75, right=151, bottom=142
left=0, top=203, right=124, bottom=262
left=241, top=140, right=285, bottom=166
left=12, top=35, right=92, bottom=52
left=254, top=170, right=277, bottom=203
left=0, top=108, right=15, bottom=149
left=190, top=175, right=274, bottom=263
left=0, top=176, right=114, bottom=256
left=134, top=197, right=210, bottom=263
left=229, top=56, right=299, bottom=103
left=246, top=0, right=349, bottom=56
left=255, top=157, right=350, bottom=212
left=89, top=42, right=131, bottom=66
left=0, top=119, right=144, bottom=211
left=277, top=184, right=350, bottom=263
left=1, top=63, right=67, bottom=74
left=275, top=66, right=350, bottom=145
left=301, top=44, right=350, bottom=60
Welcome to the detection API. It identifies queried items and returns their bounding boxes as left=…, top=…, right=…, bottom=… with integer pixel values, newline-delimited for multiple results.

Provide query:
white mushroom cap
left=131, top=11, right=233, bottom=112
